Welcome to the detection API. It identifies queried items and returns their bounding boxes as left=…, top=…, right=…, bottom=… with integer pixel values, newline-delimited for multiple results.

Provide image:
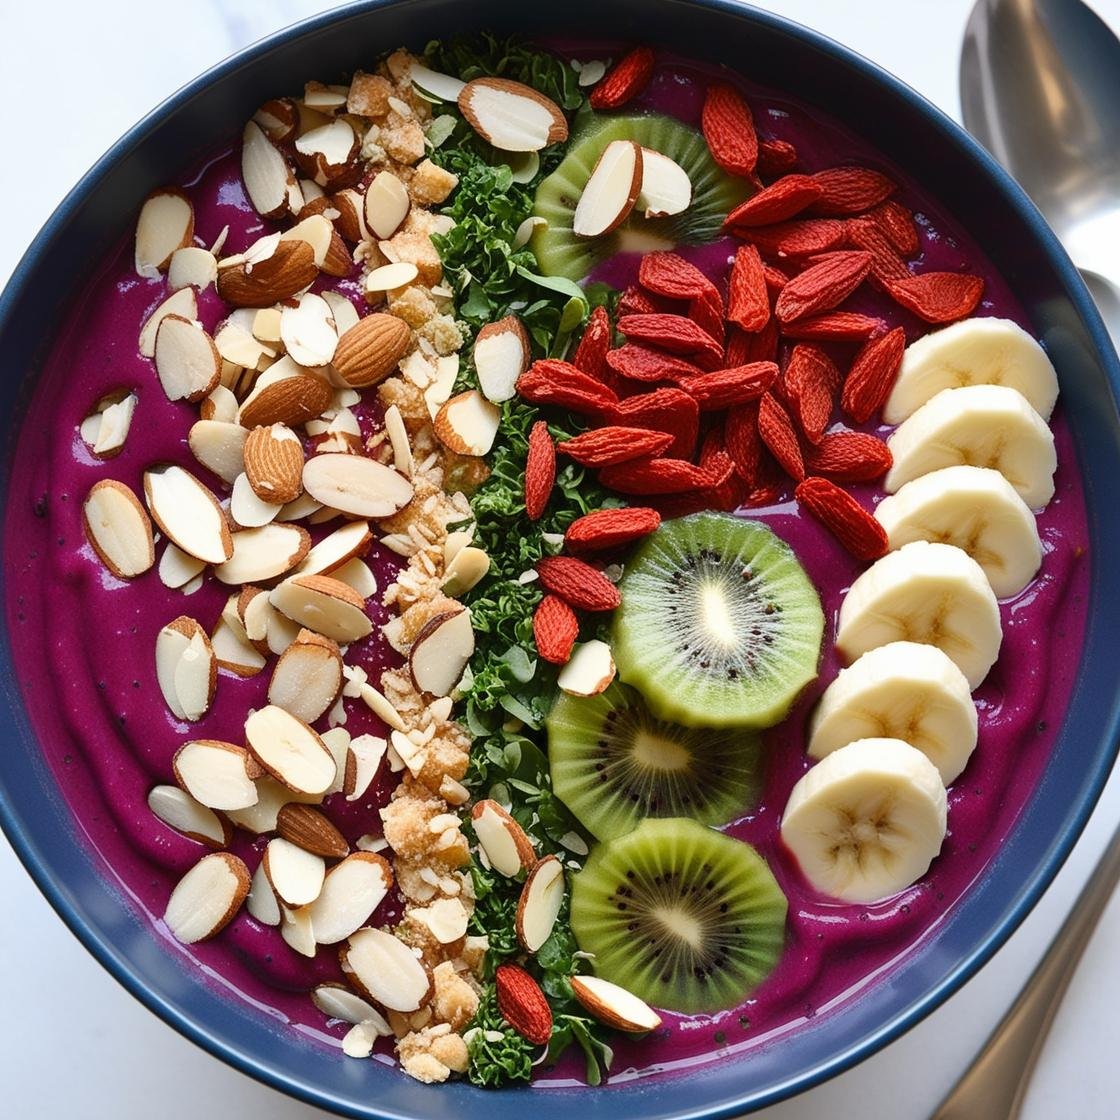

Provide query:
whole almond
left=332, top=314, right=410, bottom=388
left=244, top=423, right=305, bottom=504
left=218, top=239, right=318, bottom=308
left=277, top=803, right=349, bottom=859
left=240, top=374, right=333, bottom=428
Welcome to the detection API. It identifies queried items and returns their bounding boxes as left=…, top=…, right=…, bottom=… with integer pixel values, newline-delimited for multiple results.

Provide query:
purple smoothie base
left=2, top=52, right=1090, bottom=1087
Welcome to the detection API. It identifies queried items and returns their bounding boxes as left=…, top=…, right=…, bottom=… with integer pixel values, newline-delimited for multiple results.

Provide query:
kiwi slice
left=531, top=113, right=751, bottom=280
left=570, top=817, right=787, bottom=1014
left=613, top=512, right=824, bottom=729
left=547, top=680, right=762, bottom=841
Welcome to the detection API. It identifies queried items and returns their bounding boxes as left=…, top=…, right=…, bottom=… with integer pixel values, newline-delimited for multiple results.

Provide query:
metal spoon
left=931, top=3, right=1120, bottom=1117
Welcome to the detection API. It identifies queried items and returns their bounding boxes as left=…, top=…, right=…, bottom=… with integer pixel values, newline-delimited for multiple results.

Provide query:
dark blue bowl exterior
left=2, top=1, right=1119, bottom=1116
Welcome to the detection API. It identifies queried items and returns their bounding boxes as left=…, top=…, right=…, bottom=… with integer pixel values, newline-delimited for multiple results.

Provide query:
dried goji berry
left=763, top=263, right=790, bottom=295
left=600, top=456, right=713, bottom=495
left=606, top=343, right=705, bottom=383
left=868, top=199, right=920, bottom=257
left=496, top=964, right=553, bottom=1046
left=677, top=361, right=778, bottom=410
left=533, top=594, right=579, bottom=664
left=639, top=251, right=714, bottom=301
left=795, top=477, right=888, bottom=561
left=775, top=251, right=872, bottom=324
left=617, top=313, right=725, bottom=368
left=689, top=286, right=725, bottom=343
left=807, top=431, right=893, bottom=481
left=810, top=167, right=896, bottom=215
left=757, top=137, right=798, bottom=177
left=609, top=387, right=700, bottom=459
left=784, top=344, right=837, bottom=444
left=725, top=319, right=779, bottom=366
left=536, top=556, right=621, bottom=611
left=617, top=285, right=668, bottom=317
left=589, top=46, right=656, bottom=110
left=758, top=392, right=805, bottom=480
left=727, top=244, right=770, bottom=332
left=556, top=426, right=674, bottom=467
left=840, top=326, right=906, bottom=423
left=571, top=305, right=613, bottom=380
left=724, top=402, right=763, bottom=485
left=564, top=506, right=662, bottom=551
left=884, top=272, right=984, bottom=323
left=524, top=421, right=555, bottom=520
left=845, top=218, right=911, bottom=284
left=701, top=83, right=758, bottom=177
left=740, top=218, right=849, bottom=259
left=517, top=359, right=618, bottom=415
left=781, top=312, right=884, bottom=341
left=724, top=174, right=824, bottom=229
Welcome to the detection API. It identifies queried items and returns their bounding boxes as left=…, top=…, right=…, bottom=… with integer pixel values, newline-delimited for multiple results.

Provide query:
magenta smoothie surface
left=2, top=51, right=1090, bottom=1085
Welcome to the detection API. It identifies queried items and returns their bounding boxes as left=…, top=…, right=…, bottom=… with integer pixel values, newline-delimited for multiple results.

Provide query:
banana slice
left=884, top=384, right=1056, bottom=509
left=882, top=317, right=1059, bottom=425
left=835, top=540, right=1001, bottom=690
left=874, top=465, right=1042, bottom=598
left=808, top=641, right=977, bottom=784
left=781, top=737, right=947, bottom=904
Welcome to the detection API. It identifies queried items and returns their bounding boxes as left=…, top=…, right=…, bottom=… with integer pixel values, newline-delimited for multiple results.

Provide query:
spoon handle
left=930, top=823, right=1120, bottom=1119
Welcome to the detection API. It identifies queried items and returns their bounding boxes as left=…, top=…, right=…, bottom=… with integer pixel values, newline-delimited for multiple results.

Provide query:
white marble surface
left=2, top=0, right=1120, bottom=1115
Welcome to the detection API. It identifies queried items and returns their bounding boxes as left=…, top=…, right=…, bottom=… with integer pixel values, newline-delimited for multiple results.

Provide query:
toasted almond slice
left=364, top=261, right=419, bottom=295
left=246, top=861, right=282, bottom=926
left=281, top=904, right=319, bottom=957
left=332, top=556, right=377, bottom=598
left=147, top=785, right=232, bottom=848
left=153, top=315, right=221, bottom=403
left=82, top=480, right=155, bottom=578
left=474, top=316, right=531, bottom=403
left=168, top=245, right=219, bottom=291
left=164, top=852, right=250, bottom=943
left=173, top=740, right=259, bottom=811
left=245, top=704, right=336, bottom=795
left=270, top=573, right=372, bottom=643
left=312, top=984, right=390, bottom=1031
left=211, top=614, right=267, bottom=677
left=573, top=140, right=643, bottom=239
left=226, top=776, right=319, bottom=833
left=332, top=313, right=411, bottom=388
left=277, top=802, right=349, bottom=859
left=363, top=170, right=411, bottom=240
left=409, top=609, right=475, bottom=697
left=135, top=188, right=194, bottom=276
left=442, top=546, right=489, bottom=597
left=637, top=148, right=692, bottom=219
left=269, top=629, right=343, bottom=723
left=295, top=119, right=359, bottom=188
left=344, top=734, right=387, bottom=801
left=230, top=472, right=282, bottom=528
left=239, top=366, right=334, bottom=428
left=434, top=390, right=501, bottom=456
left=156, top=616, right=216, bottom=722
left=200, top=384, right=239, bottom=423
left=159, top=542, right=207, bottom=589
left=281, top=213, right=334, bottom=268
left=139, top=287, right=197, bottom=357
left=294, top=520, right=372, bottom=578
left=458, top=78, right=568, bottom=152
left=344, top=928, right=429, bottom=1011
left=262, top=837, right=325, bottom=907
left=214, top=522, right=311, bottom=585
left=218, top=238, right=318, bottom=308
left=471, top=799, right=536, bottom=878
left=516, top=854, right=565, bottom=953
left=282, top=292, right=339, bottom=367
left=214, top=312, right=276, bottom=369
left=244, top=423, right=305, bottom=504
left=558, top=639, right=616, bottom=697
left=308, top=852, right=392, bottom=945
left=331, top=188, right=367, bottom=243
left=570, top=975, right=663, bottom=1033
left=302, top=454, right=413, bottom=519
left=242, top=120, right=297, bottom=220
left=188, top=419, right=250, bottom=485
left=144, top=464, right=233, bottom=564
left=254, top=98, right=300, bottom=144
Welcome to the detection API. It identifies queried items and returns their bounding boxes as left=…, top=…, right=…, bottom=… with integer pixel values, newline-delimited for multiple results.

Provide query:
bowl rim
left=1, top=0, right=1118, bottom=1116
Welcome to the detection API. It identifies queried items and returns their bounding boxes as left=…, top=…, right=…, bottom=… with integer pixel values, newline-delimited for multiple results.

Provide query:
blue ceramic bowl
left=2, top=1, right=1119, bottom=1116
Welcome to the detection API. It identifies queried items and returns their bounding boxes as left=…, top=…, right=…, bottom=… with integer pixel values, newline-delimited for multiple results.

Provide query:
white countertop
left=2, top=1, right=1119, bottom=1115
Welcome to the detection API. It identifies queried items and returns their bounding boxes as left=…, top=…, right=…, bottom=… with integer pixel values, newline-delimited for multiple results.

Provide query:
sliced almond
left=308, top=852, right=392, bottom=945
left=322, top=291, right=360, bottom=336
left=458, top=78, right=568, bottom=152
left=408, top=609, right=475, bottom=697
left=213, top=522, right=311, bottom=584
left=637, top=148, right=692, bottom=219
left=364, top=261, right=419, bottom=295
left=139, top=287, right=197, bottom=358
left=218, top=238, right=318, bottom=308
left=135, top=188, right=194, bottom=277
left=242, top=120, right=297, bottom=219
left=269, top=629, right=343, bottom=723
left=243, top=423, right=304, bottom=504
left=474, top=316, right=530, bottom=403
left=173, top=740, right=260, bottom=811
left=230, top=473, right=282, bottom=528
left=433, top=390, right=501, bottom=456
left=344, top=928, right=429, bottom=1012
left=570, top=975, right=663, bottom=1033
left=331, top=188, right=367, bottom=243
left=424, top=355, right=461, bottom=420
left=254, top=98, right=300, bottom=145
left=302, top=454, right=413, bottom=519
left=155, top=616, right=216, bottom=722
left=558, top=639, right=616, bottom=697
left=444, top=529, right=474, bottom=567
left=280, top=213, right=335, bottom=268
left=245, top=704, right=336, bottom=796
left=158, top=543, right=207, bottom=590
left=267, top=605, right=303, bottom=658
left=246, top=861, right=282, bottom=926
left=143, top=464, right=233, bottom=564
left=164, top=852, right=250, bottom=943
left=295, top=118, right=359, bottom=189
left=363, top=170, right=411, bottom=240
left=409, top=63, right=466, bottom=103
left=239, top=365, right=334, bottom=428
left=277, top=802, right=349, bottom=859
left=344, top=733, right=387, bottom=802
left=211, top=613, right=267, bottom=677
left=200, top=384, right=239, bottom=423
left=252, top=306, right=284, bottom=345
left=147, top=785, right=232, bottom=848
left=270, top=573, right=372, bottom=643
left=573, top=140, right=643, bottom=239
left=281, top=904, right=318, bottom=957
left=332, top=313, right=411, bottom=388
left=294, top=520, right=372, bottom=577
left=188, top=419, right=249, bottom=485
left=226, top=776, right=318, bottom=834
left=280, top=491, right=323, bottom=522
left=82, top=480, right=154, bottom=578
left=168, top=245, right=218, bottom=291
left=416, top=897, right=470, bottom=945
left=237, top=585, right=272, bottom=651
left=154, top=315, right=221, bottom=403
left=262, top=837, right=326, bottom=907
left=214, top=312, right=276, bottom=370
left=282, top=292, right=339, bottom=367
left=442, top=546, right=489, bottom=597
left=516, top=854, right=565, bottom=953
left=81, top=389, right=138, bottom=459
left=471, top=800, right=536, bottom=878
left=312, top=984, right=390, bottom=1031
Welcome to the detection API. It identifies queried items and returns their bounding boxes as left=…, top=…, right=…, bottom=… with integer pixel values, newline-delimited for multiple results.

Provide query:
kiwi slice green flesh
left=531, top=113, right=752, bottom=280
left=570, top=817, right=787, bottom=1014
left=612, top=512, right=824, bottom=729
left=548, top=680, right=762, bottom=841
